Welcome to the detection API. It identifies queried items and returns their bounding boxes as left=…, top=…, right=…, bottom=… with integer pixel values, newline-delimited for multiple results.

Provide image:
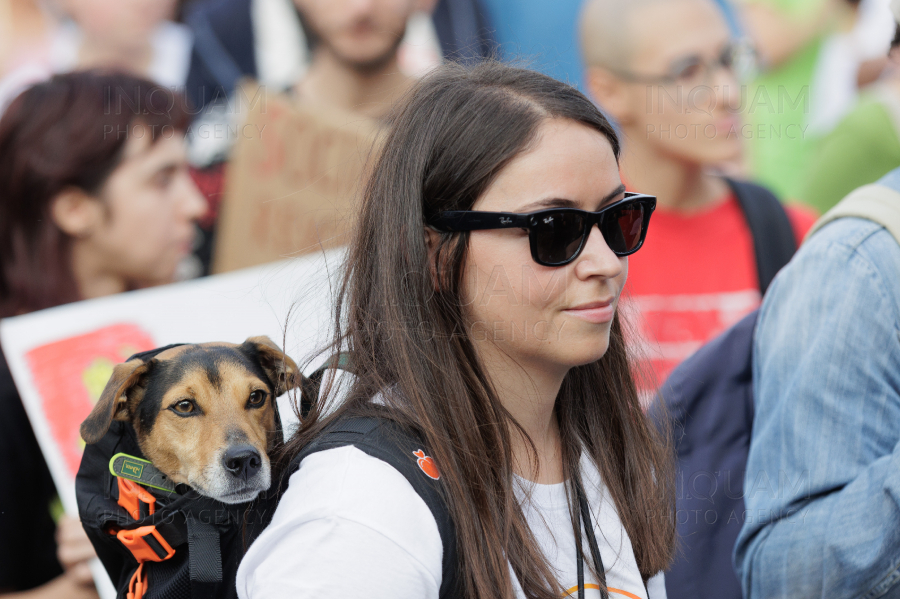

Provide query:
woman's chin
left=558, top=342, right=611, bottom=369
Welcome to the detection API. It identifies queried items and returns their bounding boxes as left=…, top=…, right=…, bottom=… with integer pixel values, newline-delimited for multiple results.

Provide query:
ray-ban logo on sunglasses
left=500, top=217, right=513, bottom=225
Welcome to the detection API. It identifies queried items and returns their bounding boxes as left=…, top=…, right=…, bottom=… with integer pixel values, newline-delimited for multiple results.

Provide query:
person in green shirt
left=739, top=0, right=853, bottom=200
left=798, top=69, right=900, bottom=213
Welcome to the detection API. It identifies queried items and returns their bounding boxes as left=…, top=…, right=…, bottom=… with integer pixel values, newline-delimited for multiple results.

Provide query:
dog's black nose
left=223, top=445, right=262, bottom=481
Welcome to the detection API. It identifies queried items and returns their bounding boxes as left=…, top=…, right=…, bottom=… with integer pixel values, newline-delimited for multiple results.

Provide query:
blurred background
left=0, top=0, right=898, bottom=597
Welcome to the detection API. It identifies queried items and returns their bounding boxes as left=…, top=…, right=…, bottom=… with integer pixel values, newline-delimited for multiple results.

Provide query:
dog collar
left=109, top=453, right=177, bottom=493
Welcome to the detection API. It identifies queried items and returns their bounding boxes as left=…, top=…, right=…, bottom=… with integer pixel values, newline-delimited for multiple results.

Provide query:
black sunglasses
left=428, top=193, right=656, bottom=267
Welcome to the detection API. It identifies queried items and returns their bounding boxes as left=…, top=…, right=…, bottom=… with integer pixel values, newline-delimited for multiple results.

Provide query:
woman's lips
left=175, top=236, right=194, bottom=256
left=563, top=300, right=615, bottom=324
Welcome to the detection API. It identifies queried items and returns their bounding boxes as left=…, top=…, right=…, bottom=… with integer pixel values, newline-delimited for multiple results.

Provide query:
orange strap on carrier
left=113, top=477, right=176, bottom=599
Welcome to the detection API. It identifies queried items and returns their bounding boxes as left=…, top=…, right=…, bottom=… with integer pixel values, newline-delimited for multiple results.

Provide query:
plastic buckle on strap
left=117, top=525, right=176, bottom=563
left=113, top=475, right=176, bottom=599
left=117, top=477, right=157, bottom=520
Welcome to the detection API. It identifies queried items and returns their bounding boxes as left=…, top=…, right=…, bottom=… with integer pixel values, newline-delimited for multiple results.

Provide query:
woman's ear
left=50, top=188, right=103, bottom=238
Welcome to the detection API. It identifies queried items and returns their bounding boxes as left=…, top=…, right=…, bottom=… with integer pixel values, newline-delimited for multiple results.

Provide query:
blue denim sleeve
left=734, top=218, right=900, bottom=599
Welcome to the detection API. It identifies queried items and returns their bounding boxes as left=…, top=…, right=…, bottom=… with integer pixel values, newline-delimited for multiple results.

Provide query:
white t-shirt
left=237, top=446, right=665, bottom=598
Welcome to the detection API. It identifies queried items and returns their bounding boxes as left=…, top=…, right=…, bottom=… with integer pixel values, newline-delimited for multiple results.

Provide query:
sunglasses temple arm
left=430, top=212, right=530, bottom=232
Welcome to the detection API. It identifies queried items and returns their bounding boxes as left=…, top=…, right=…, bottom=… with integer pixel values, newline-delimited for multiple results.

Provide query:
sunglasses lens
left=601, top=203, right=646, bottom=254
left=532, top=211, right=587, bottom=265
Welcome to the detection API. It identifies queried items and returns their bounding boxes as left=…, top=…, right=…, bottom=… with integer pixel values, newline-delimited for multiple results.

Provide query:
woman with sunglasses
left=237, top=61, right=675, bottom=599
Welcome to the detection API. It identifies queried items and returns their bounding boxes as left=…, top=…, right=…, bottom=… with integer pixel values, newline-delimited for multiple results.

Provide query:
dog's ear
left=241, top=336, right=300, bottom=396
left=80, top=359, right=151, bottom=444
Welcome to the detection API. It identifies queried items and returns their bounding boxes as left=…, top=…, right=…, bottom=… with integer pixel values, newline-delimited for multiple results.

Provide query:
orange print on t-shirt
left=561, top=583, right=643, bottom=598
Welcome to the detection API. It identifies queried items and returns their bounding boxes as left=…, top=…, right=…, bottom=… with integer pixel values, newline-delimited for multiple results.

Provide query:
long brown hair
left=0, top=71, right=190, bottom=318
left=282, top=60, right=675, bottom=598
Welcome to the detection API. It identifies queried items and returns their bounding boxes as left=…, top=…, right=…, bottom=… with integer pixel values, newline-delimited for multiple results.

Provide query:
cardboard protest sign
left=213, top=82, right=381, bottom=273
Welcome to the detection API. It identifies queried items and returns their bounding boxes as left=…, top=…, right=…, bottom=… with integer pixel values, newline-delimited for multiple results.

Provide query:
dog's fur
left=81, top=336, right=299, bottom=504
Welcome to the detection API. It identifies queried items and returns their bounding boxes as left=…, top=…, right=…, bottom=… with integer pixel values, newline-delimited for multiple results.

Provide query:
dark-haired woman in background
left=238, top=61, right=675, bottom=599
left=0, top=71, right=206, bottom=597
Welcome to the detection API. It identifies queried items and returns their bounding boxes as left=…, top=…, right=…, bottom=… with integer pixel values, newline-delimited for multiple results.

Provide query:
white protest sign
left=0, top=249, right=344, bottom=597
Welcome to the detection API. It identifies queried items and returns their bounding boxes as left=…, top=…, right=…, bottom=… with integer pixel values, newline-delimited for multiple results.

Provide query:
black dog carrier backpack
left=76, top=344, right=281, bottom=599
left=76, top=350, right=460, bottom=599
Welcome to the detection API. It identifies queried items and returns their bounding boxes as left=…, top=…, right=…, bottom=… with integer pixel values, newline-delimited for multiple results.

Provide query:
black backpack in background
left=724, top=178, right=798, bottom=295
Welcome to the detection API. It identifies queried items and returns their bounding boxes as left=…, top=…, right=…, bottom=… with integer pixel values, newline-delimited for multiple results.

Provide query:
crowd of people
left=0, top=0, right=899, bottom=597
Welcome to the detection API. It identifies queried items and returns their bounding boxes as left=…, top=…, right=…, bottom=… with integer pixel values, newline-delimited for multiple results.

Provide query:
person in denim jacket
left=734, top=168, right=900, bottom=598
left=734, top=15, right=900, bottom=593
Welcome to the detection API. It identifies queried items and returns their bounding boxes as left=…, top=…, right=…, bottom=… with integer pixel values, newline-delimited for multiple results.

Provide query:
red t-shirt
left=622, top=193, right=817, bottom=396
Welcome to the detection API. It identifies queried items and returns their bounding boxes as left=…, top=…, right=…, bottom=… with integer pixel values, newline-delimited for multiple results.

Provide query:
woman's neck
left=296, top=48, right=413, bottom=120
left=619, top=131, right=728, bottom=213
left=70, top=242, right=127, bottom=300
left=476, top=345, right=566, bottom=484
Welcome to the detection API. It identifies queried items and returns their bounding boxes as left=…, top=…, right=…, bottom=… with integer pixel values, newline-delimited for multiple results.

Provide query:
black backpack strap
left=289, top=416, right=461, bottom=598
left=726, top=178, right=797, bottom=295
left=299, top=353, right=354, bottom=418
left=186, top=517, right=222, bottom=585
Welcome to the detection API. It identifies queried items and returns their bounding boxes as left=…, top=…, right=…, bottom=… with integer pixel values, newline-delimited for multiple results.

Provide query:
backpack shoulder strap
left=805, top=183, right=900, bottom=245
left=299, top=352, right=354, bottom=418
left=288, top=416, right=461, bottom=598
left=726, top=178, right=797, bottom=295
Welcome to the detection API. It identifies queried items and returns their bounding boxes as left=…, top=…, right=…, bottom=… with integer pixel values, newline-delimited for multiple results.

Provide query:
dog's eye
left=173, top=400, right=195, bottom=414
left=247, top=390, right=267, bottom=407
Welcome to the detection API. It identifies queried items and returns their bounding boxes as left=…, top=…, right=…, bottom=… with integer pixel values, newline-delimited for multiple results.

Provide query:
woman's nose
left=712, top=64, right=740, bottom=113
left=573, top=225, right=624, bottom=280
left=177, top=173, right=209, bottom=222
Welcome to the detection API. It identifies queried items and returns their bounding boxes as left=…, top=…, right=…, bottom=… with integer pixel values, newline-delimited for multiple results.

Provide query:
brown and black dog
left=80, top=336, right=299, bottom=504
